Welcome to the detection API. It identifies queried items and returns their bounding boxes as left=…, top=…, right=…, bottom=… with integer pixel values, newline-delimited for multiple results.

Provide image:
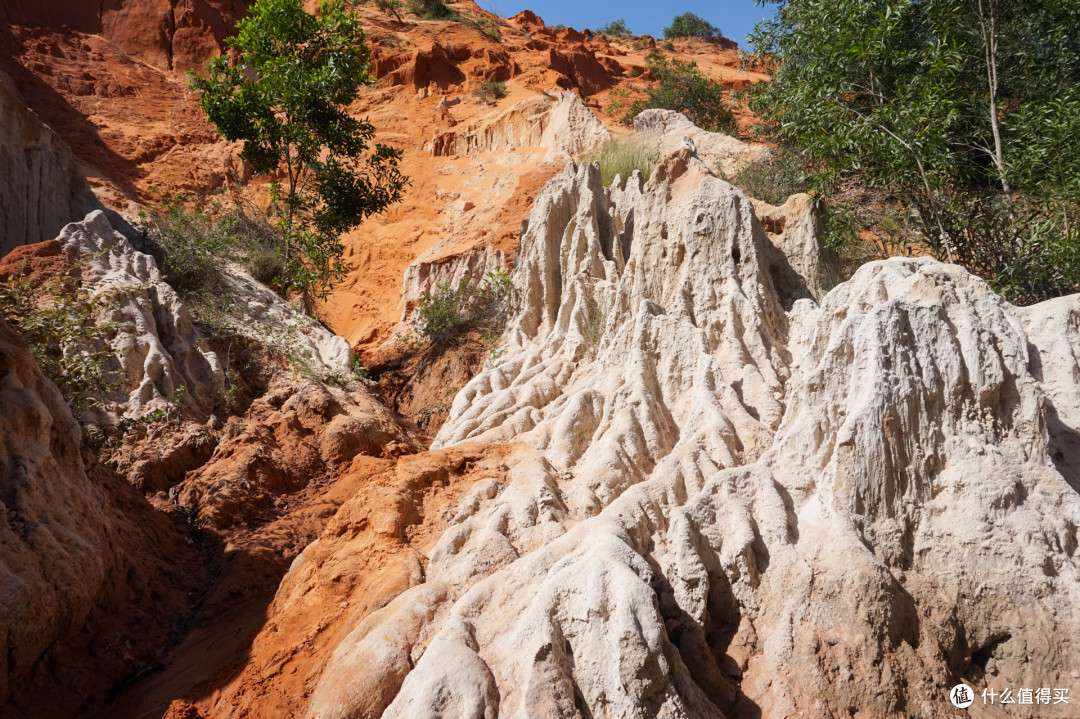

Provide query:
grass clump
left=720, top=148, right=809, bottom=206
left=473, top=80, right=507, bottom=102
left=408, top=0, right=454, bottom=20
left=413, top=269, right=510, bottom=346
left=583, top=136, right=660, bottom=188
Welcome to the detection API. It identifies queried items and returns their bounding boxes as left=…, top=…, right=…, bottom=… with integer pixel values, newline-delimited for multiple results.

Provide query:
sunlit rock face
left=272, top=147, right=1080, bottom=719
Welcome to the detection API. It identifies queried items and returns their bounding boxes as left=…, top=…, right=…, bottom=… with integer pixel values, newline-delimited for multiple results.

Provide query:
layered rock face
left=0, top=0, right=246, bottom=72
left=268, top=149, right=1080, bottom=719
left=0, top=71, right=100, bottom=257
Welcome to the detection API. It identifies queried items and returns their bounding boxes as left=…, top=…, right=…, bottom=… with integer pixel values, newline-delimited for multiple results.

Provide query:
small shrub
left=581, top=295, right=609, bottom=350
left=140, top=192, right=231, bottom=300
left=0, top=260, right=119, bottom=416
left=598, top=18, right=632, bottom=39
left=583, top=136, right=661, bottom=188
left=720, top=148, right=809, bottom=206
left=409, top=0, right=455, bottom=20
left=931, top=194, right=1080, bottom=305
left=663, top=12, right=721, bottom=39
left=473, top=80, right=507, bottom=102
left=414, top=269, right=511, bottom=345
left=141, top=194, right=294, bottom=325
left=623, top=53, right=735, bottom=135
left=374, top=0, right=405, bottom=20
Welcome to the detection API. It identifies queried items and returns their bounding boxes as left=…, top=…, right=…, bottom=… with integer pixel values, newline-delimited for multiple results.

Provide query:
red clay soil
left=105, top=443, right=513, bottom=719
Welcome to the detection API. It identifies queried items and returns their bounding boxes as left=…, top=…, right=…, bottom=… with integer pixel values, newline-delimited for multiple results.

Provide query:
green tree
left=749, top=0, right=1080, bottom=303
left=624, top=53, right=736, bottom=134
left=190, top=0, right=406, bottom=299
left=663, top=12, right=722, bottom=38
left=599, top=18, right=632, bottom=38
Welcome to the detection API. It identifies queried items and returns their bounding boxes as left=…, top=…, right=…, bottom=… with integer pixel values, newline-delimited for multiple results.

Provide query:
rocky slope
left=0, top=208, right=424, bottom=717
left=117, top=143, right=1079, bottom=719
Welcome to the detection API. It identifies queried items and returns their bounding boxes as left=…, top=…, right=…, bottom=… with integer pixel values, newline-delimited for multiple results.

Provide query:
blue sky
left=485, top=1, right=775, bottom=50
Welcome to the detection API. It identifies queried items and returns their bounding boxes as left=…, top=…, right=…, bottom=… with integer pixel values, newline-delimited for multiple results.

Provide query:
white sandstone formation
left=58, top=211, right=351, bottom=418
left=302, top=147, right=1080, bottom=719
left=430, top=91, right=610, bottom=161
left=633, top=109, right=769, bottom=177
left=60, top=210, right=225, bottom=417
left=752, top=193, right=836, bottom=303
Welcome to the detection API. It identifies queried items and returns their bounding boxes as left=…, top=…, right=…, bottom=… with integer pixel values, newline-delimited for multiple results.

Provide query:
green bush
left=190, top=0, right=406, bottom=302
left=474, top=80, right=507, bottom=102
left=598, top=19, right=632, bottom=39
left=414, top=269, right=510, bottom=345
left=409, top=0, right=454, bottom=19
left=720, top=148, right=809, bottom=206
left=374, top=0, right=404, bottom=20
left=141, top=193, right=232, bottom=300
left=663, top=12, right=721, bottom=39
left=622, top=53, right=735, bottom=135
left=0, top=262, right=119, bottom=416
left=583, top=136, right=660, bottom=188
left=746, top=0, right=1080, bottom=305
left=141, top=194, right=297, bottom=330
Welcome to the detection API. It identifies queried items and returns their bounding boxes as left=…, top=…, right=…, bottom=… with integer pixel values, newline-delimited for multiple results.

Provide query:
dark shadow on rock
left=1046, top=399, right=1080, bottom=494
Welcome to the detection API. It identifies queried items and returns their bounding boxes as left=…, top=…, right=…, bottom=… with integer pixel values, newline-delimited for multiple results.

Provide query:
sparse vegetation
left=405, top=0, right=501, bottom=39
left=583, top=136, right=661, bottom=188
left=374, top=0, right=405, bottom=21
left=719, top=148, right=809, bottom=206
left=663, top=12, right=721, bottom=39
left=408, top=0, right=454, bottom=19
left=353, top=0, right=405, bottom=21
left=190, top=0, right=406, bottom=301
left=413, top=269, right=511, bottom=345
left=598, top=18, right=632, bottom=39
left=140, top=193, right=288, bottom=316
left=0, top=260, right=119, bottom=416
left=473, top=80, right=507, bottom=102
left=622, top=53, right=736, bottom=134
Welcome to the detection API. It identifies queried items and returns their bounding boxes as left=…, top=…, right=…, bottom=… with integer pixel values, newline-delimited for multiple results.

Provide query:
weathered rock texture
left=0, top=0, right=246, bottom=72
left=0, top=319, right=203, bottom=717
left=244, top=148, right=1080, bottom=719
left=175, top=375, right=422, bottom=530
left=400, top=92, right=610, bottom=320
left=58, top=210, right=225, bottom=417
left=53, top=210, right=352, bottom=419
left=431, top=91, right=610, bottom=162
left=0, top=71, right=99, bottom=257
left=634, top=109, right=769, bottom=177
